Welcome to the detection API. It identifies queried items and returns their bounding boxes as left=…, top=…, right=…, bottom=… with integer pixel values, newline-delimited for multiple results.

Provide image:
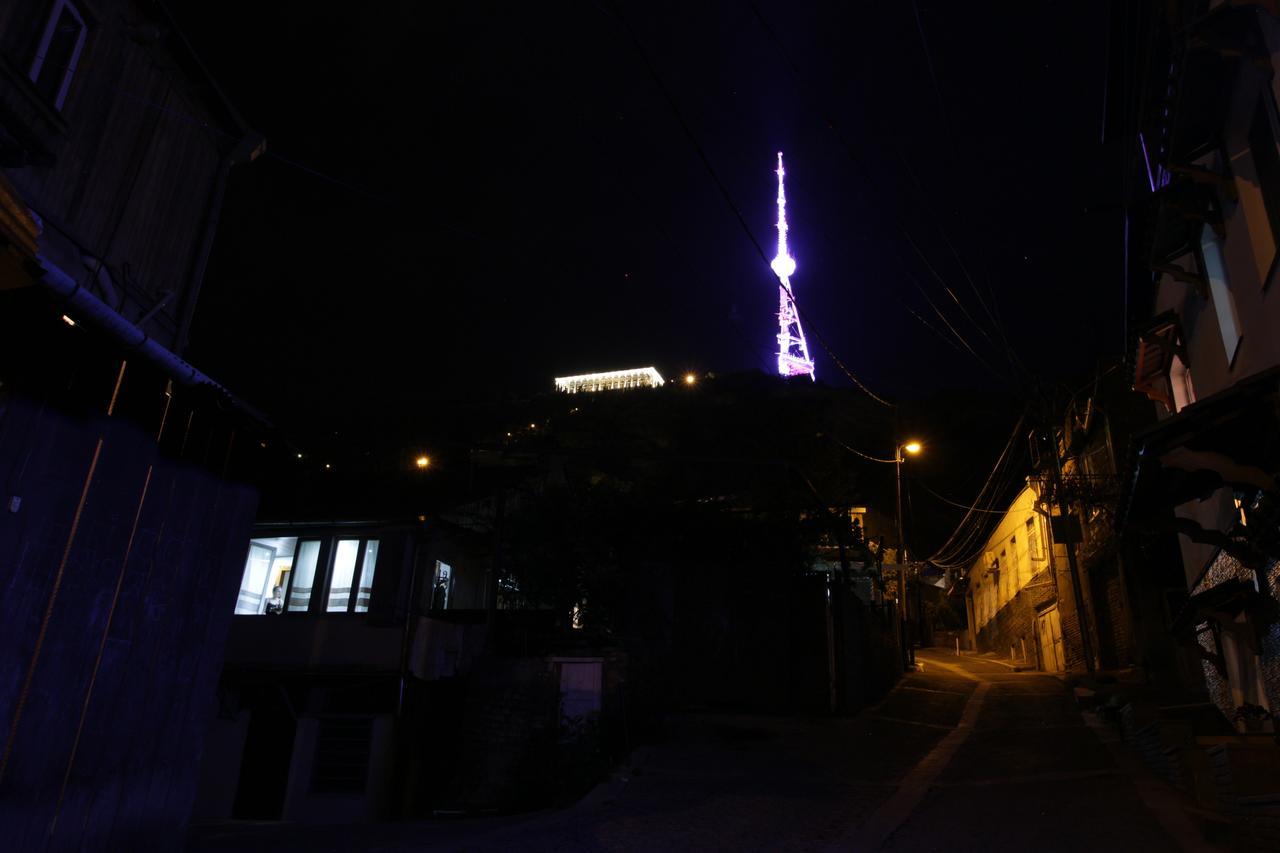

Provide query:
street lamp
left=415, top=455, right=431, bottom=470
left=823, top=434, right=923, bottom=669
left=896, top=441, right=922, bottom=668
left=895, top=441, right=923, bottom=563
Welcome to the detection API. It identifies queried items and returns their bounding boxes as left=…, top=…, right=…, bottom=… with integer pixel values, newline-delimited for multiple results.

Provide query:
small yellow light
left=296, top=453, right=303, bottom=459
left=903, top=441, right=923, bottom=455
left=324, top=463, right=332, bottom=470
left=529, top=423, right=536, bottom=429
left=415, top=455, right=430, bottom=469
left=61, top=314, right=76, bottom=327
left=684, top=373, right=697, bottom=385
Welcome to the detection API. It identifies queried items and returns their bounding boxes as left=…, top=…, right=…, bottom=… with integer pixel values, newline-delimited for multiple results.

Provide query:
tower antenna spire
left=770, top=152, right=815, bottom=380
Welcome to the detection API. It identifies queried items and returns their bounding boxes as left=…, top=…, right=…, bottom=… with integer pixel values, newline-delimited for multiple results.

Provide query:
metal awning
left=1148, top=179, right=1221, bottom=267
left=1170, top=578, right=1275, bottom=656
left=1132, top=312, right=1182, bottom=408
left=1123, top=366, right=1280, bottom=527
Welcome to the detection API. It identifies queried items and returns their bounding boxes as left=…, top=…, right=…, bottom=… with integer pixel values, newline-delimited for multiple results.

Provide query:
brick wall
left=974, top=567, right=1057, bottom=666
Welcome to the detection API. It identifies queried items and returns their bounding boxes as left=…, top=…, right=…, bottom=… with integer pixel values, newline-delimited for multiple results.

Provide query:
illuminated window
left=355, top=540, right=379, bottom=612
left=286, top=540, right=322, bottom=612
left=324, top=537, right=379, bottom=613
left=236, top=535, right=380, bottom=615
left=327, top=540, right=361, bottom=611
left=430, top=561, right=453, bottom=609
left=28, top=0, right=87, bottom=110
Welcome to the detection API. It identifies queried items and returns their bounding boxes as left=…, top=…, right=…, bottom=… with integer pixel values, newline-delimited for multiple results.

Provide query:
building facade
left=193, top=514, right=612, bottom=822
left=1125, top=0, right=1280, bottom=725
left=0, top=2, right=265, bottom=850
left=963, top=485, right=1082, bottom=671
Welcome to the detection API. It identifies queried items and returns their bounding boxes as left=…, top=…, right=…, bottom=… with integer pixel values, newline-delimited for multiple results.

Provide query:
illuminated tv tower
left=770, top=152, right=815, bottom=380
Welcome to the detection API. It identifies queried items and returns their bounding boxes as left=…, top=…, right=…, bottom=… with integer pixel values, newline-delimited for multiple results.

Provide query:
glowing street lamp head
left=902, top=441, right=923, bottom=456
left=415, top=455, right=431, bottom=470
left=683, top=372, right=697, bottom=385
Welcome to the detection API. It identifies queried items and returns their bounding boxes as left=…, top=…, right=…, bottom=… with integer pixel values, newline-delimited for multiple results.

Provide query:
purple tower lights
left=770, top=152, right=815, bottom=380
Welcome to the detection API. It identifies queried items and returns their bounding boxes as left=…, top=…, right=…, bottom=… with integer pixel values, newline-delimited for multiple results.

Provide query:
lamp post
left=822, top=433, right=923, bottom=668
left=895, top=442, right=921, bottom=563
left=895, top=441, right=922, bottom=668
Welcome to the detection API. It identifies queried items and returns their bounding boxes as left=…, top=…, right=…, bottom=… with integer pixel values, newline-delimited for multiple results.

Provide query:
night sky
left=174, top=1, right=1120, bottom=435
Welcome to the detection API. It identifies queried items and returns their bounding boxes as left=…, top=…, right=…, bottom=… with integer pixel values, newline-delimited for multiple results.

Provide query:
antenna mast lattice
left=770, top=152, right=815, bottom=380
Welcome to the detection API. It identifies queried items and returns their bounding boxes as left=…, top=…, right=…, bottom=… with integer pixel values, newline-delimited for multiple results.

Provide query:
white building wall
left=967, top=485, right=1051, bottom=633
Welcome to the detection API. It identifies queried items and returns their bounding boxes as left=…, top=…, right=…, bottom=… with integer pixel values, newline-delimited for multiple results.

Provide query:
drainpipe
left=174, top=131, right=266, bottom=355
left=398, top=522, right=426, bottom=717
left=35, top=255, right=270, bottom=427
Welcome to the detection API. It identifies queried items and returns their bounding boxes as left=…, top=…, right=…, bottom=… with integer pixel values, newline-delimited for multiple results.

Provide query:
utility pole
left=1042, top=396, right=1096, bottom=675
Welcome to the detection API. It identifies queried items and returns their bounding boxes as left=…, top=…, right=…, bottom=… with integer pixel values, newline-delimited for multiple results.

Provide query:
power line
left=748, top=3, right=1019, bottom=391
left=827, top=435, right=897, bottom=465
left=910, top=275, right=1011, bottom=385
left=927, top=409, right=1028, bottom=566
left=600, top=1, right=893, bottom=407
left=916, top=480, right=1009, bottom=515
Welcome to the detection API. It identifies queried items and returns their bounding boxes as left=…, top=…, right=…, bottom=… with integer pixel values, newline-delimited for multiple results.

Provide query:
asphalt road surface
left=188, top=649, right=1210, bottom=852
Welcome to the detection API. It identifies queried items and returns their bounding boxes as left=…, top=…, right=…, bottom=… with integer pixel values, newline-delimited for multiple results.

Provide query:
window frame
left=28, top=0, right=88, bottom=111
left=282, top=537, right=328, bottom=614
left=237, top=530, right=384, bottom=617
left=320, top=536, right=379, bottom=614
left=1026, top=516, right=1046, bottom=562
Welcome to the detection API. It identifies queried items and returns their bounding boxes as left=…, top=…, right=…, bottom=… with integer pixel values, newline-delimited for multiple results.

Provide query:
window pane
left=354, top=540, right=379, bottom=613
left=235, top=543, right=274, bottom=614
left=1201, top=225, right=1243, bottom=365
left=33, top=8, right=83, bottom=104
left=288, top=540, right=322, bottom=611
left=328, top=539, right=360, bottom=612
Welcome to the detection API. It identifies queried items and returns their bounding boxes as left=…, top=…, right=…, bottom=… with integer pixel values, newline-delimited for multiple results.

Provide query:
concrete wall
left=279, top=716, right=394, bottom=823
left=190, top=710, right=249, bottom=820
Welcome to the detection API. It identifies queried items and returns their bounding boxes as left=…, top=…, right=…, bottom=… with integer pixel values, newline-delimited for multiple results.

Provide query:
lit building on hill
left=554, top=367, right=665, bottom=394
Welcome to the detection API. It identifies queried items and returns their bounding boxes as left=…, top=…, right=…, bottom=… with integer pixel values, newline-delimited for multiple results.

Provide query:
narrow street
left=188, top=649, right=1207, bottom=852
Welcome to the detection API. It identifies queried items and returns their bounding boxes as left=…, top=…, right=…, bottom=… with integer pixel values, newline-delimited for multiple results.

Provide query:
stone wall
left=453, top=658, right=560, bottom=810
left=1192, top=553, right=1280, bottom=721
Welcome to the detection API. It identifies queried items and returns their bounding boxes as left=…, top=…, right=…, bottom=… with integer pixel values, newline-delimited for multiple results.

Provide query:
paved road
left=188, top=649, right=1206, bottom=852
